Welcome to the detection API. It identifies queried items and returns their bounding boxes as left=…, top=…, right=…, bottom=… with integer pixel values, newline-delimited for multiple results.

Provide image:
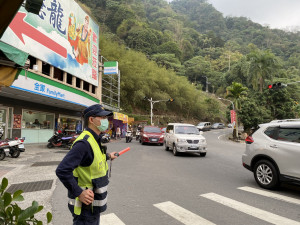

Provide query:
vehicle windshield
left=175, top=126, right=199, bottom=134
left=144, top=127, right=161, bottom=133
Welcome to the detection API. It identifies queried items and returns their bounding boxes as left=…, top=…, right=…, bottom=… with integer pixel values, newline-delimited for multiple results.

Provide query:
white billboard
left=1, top=0, right=99, bottom=86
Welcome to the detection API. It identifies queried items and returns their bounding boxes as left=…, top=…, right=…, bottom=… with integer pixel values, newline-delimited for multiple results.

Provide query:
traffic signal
left=168, top=98, right=175, bottom=102
left=268, top=82, right=287, bottom=89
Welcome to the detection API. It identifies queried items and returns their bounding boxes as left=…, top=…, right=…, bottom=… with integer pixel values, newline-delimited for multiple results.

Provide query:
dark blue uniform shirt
left=56, top=128, right=109, bottom=197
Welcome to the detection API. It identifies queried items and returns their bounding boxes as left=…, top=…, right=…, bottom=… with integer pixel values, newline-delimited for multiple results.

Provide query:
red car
left=140, top=126, right=164, bottom=145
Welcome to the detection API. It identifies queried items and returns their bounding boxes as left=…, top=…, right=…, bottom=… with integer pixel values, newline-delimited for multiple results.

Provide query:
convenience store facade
left=0, top=0, right=112, bottom=143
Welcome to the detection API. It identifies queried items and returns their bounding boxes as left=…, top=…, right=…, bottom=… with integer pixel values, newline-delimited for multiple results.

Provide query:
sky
left=207, top=0, right=300, bottom=31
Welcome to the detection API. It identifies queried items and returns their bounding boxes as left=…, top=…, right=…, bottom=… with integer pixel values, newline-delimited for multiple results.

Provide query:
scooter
left=0, top=138, right=25, bottom=159
left=136, top=130, right=140, bottom=141
left=101, top=133, right=111, bottom=143
left=47, top=131, right=79, bottom=149
left=125, top=130, right=133, bottom=143
left=0, top=124, right=25, bottom=160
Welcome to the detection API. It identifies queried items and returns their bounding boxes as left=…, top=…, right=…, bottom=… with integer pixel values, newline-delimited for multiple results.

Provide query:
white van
left=196, top=122, right=211, bottom=131
left=164, top=123, right=207, bottom=157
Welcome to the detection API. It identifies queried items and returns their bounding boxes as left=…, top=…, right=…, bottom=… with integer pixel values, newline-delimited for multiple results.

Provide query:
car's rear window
left=175, top=126, right=199, bottom=134
left=264, top=126, right=300, bottom=143
left=264, top=127, right=278, bottom=139
left=144, top=127, right=161, bottom=133
left=278, top=128, right=300, bottom=143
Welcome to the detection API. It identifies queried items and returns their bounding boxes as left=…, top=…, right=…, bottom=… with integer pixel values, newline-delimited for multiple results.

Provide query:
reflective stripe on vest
left=69, top=197, right=108, bottom=207
left=71, top=130, right=108, bottom=215
left=77, top=185, right=108, bottom=194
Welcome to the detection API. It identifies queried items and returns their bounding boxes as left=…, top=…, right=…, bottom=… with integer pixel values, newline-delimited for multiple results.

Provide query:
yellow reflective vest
left=69, top=130, right=109, bottom=215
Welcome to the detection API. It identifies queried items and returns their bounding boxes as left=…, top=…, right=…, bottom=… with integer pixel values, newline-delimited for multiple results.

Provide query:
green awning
left=0, top=41, right=29, bottom=66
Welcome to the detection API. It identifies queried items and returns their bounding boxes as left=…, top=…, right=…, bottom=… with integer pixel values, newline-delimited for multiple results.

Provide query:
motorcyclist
left=126, top=125, right=133, bottom=143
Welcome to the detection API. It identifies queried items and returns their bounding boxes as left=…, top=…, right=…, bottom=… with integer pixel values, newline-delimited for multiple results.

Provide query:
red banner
left=230, top=110, right=236, bottom=124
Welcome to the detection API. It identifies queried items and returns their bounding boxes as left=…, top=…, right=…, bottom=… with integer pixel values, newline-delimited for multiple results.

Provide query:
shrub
left=0, top=177, right=52, bottom=225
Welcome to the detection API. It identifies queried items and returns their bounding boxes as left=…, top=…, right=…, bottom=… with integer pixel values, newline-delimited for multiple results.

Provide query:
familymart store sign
left=11, top=71, right=99, bottom=107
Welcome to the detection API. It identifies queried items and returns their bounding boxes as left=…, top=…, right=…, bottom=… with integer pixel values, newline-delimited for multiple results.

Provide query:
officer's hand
left=110, top=152, right=118, bottom=160
left=78, top=189, right=94, bottom=205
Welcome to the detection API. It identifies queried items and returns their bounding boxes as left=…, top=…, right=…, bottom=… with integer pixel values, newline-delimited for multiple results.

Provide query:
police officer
left=56, top=104, right=118, bottom=225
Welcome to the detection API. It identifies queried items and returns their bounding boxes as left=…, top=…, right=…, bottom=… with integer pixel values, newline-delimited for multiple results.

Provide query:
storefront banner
left=113, top=112, right=128, bottom=123
left=104, top=61, right=118, bottom=75
left=1, top=0, right=99, bottom=86
left=11, top=74, right=98, bottom=107
left=128, top=117, right=134, bottom=124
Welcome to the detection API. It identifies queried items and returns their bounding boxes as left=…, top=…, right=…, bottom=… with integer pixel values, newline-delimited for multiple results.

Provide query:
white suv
left=242, top=120, right=300, bottom=189
left=164, top=123, right=207, bottom=156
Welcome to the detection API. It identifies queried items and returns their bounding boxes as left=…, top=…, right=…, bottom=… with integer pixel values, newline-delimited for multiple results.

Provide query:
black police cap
left=83, top=104, right=113, bottom=118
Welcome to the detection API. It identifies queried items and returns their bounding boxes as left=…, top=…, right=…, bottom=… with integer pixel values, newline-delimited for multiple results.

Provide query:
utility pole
left=144, top=97, right=174, bottom=125
left=201, top=76, right=208, bottom=92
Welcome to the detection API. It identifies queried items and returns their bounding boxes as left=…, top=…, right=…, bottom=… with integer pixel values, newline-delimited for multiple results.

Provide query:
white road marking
left=217, top=134, right=226, bottom=140
left=154, top=201, right=216, bottom=225
left=201, top=193, right=300, bottom=225
left=101, top=213, right=126, bottom=225
left=238, top=186, right=300, bottom=205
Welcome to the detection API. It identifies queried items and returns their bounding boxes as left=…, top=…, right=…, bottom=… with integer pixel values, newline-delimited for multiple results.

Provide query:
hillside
left=79, top=0, right=300, bottom=126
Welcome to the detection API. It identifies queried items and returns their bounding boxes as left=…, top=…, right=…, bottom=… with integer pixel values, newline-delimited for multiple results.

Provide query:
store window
left=22, top=110, right=54, bottom=129
left=59, top=115, right=82, bottom=134
left=21, top=110, right=55, bottom=143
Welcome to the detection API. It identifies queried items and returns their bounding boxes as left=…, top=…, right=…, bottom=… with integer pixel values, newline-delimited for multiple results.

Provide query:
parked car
left=227, top=123, right=233, bottom=128
left=196, top=122, right=211, bottom=131
left=140, top=126, right=164, bottom=145
left=211, top=123, right=225, bottom=129
left=164, top=123, right=207, bottom=157
left=242, top=119, right=300, bottom=189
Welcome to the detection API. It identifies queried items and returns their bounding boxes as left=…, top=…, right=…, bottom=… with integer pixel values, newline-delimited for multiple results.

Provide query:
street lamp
left=218, top=97, right=234, bottom=110
left=144, top=97, right=174, bottom=125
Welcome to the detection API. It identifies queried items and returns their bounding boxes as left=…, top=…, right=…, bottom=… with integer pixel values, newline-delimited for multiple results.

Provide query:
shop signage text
left=34, top=82, right=66, bottom=98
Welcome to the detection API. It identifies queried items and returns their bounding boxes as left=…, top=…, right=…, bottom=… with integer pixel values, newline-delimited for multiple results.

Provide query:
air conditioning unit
left=33, top=65, right=38, bottom=71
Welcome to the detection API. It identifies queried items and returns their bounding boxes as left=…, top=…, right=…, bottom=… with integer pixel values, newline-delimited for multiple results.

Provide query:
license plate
left=4, top=148, right=9, bottom=153
left=188, top=146, right=199, bottom=150
left=18, top=144, right=25, bottom=148
left=151, top=138, right=158, bottom=142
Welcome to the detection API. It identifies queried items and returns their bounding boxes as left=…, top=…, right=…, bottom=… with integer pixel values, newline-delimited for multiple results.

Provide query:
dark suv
left=242, top=120, right=300, bottom=189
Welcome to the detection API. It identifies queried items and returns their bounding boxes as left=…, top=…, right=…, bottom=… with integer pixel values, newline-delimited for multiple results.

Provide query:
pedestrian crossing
left=101, top=186, right=300, bottom=225
left=154, top=201, right=216, bottom=225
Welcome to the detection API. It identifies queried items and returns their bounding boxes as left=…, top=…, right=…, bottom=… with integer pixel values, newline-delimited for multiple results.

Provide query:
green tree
left=266, top=87, right=298, bottom=119
left=226, top=82, right=248, bottom=139
left=247, top=48, right=280, bottom=92
left=239, top=97, right=271, bottom=133
left=151, top=53, right=183, bottom=72
left=157, top=41, right=182, bottom=59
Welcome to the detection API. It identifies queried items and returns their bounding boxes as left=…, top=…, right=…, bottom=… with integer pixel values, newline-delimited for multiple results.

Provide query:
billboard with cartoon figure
left=1, top=0, right=99, bottom=86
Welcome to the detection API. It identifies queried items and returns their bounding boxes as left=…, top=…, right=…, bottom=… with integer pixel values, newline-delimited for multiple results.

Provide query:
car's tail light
left=245, top=136, right=254, bottom=144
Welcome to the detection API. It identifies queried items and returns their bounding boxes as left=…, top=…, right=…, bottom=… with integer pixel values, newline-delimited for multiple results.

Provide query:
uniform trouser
left=69, top=204, right=100, bottom=225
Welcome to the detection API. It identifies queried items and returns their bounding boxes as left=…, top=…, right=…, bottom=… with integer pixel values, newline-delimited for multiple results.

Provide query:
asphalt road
left=53, top=128, right=300, bottom=225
